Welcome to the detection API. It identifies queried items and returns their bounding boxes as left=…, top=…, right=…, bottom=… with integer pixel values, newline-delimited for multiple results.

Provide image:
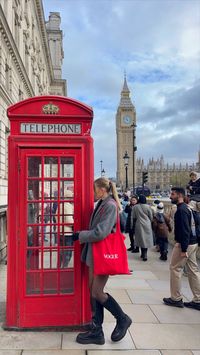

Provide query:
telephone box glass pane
left=28, top=157, right=41, bottom=177
left=26, top=248, right=40, bottom=270
left=60, top=249, right=74, bottom=269
left=28, top=181, right=41, bottom=200
left=43, top=272, right=58, bottom=294
left=60, top=271, right=74, bottom=294
left=60, top=182, right=74, bottom=200
left=43, top=249, right=58, bottom=269
left=44, top=157, right=58, bottom=177
left=60, top=202, right=74, bottom=226
left=27, top=203, right=38, bottom=224
left=26, top=272, right=41, bottom=295
left=60, top=157, right=74, bottom=177
left=43, top=181, right=58, bottom=200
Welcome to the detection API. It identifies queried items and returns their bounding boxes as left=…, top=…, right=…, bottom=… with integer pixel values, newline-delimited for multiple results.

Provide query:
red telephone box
left=6, top=96, right=94, bottom=329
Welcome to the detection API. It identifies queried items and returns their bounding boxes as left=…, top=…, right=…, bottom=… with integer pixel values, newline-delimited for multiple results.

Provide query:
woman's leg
left=91, top=274, right=132, bottom=342
left=76, top=268, right=106, bottom=345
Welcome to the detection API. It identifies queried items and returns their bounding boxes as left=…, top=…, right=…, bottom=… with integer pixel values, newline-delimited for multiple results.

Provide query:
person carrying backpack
left=152, top=202, right=172, bottom=261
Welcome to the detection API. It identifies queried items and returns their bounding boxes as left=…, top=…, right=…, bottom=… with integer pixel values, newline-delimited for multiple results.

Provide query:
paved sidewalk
left=0, top=243, right=200, bottom=355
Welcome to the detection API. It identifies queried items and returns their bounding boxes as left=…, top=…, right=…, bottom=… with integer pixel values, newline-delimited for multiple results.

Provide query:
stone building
left=136, top=153, right=200, bottom=191
left=116, top=77, right=200, bottom=192
left=116, top=75, right=137, bottom=189
left=0, top=0, right=66, bottom=260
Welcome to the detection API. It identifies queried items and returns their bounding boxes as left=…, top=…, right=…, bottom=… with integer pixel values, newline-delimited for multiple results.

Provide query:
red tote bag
left=92, top=213, right=131, bottom=276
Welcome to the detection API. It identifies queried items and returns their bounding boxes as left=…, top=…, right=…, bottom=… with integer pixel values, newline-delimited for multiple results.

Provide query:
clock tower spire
left=116, top=75, right=137, bottom=190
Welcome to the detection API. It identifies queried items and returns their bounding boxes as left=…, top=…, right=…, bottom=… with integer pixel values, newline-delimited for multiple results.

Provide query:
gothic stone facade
left=0, top=0, right=66, bottom=257
left=136, top=154, right=200, bottom=191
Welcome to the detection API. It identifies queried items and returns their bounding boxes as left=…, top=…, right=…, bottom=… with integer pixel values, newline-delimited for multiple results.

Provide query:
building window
left=5, top=61, right=10, bottom=92
left=14, top=13, right=20, bottom=48
left=19, top=87, right=23, bottom=101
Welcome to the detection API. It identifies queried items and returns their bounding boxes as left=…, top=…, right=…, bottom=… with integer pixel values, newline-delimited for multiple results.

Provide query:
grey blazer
left=79, top=195, right=117, bottom=267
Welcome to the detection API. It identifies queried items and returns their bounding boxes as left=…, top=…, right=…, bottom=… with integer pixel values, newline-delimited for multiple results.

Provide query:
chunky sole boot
left=111, top=314, right=132, bottom=342
left=103, top=294, right=132, bottom=342
left=76, top=327, right=105, bottom=345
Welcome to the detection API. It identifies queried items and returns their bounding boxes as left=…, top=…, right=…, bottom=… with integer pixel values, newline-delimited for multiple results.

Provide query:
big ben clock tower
left=116, top=75, right=137, bottom=189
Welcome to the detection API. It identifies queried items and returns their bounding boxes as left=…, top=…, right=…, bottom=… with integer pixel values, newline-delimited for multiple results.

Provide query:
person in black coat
left=186, top=171, right=200, bottom=201
left=125, top=195, right=138, bottom=252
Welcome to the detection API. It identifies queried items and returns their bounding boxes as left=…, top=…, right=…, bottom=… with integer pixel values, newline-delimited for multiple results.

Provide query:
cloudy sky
left=43, top=0, right=200, bottom=178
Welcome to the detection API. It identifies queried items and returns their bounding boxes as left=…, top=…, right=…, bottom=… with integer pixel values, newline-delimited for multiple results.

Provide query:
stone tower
left=116, top=75, right=136, bottom=189
left=46, top=12, right=64, bottom=80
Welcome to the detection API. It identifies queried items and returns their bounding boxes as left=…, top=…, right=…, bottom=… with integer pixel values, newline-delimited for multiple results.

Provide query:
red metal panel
left=6, top=96, right=94, bottom=329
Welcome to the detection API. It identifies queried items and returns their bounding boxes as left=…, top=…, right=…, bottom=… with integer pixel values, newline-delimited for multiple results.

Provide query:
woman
left=124, top=195, right=138, bottom=252
left=131, top=194, right=154, bottom=261
left=72, top=177, right=132, bottom=345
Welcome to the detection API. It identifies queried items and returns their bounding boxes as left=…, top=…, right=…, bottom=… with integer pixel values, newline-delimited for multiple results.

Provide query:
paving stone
left=127, top=290, right=167, bottom=305
left=0, top=351, right=21, bottom=355
left=104, top=288, right=131, bottom=303
left=0, top=332, right=62, bottom=350
left=129, top=323, right=200, bottom=349
left=106, top=278, right=151, bottom=290
left=88, top=351, right=162, bottom=355
left=104, top=304, right=158, bottom=323
left=23, top=350, right=85, bottom=355
left=146, top=280, right=171, bottom=291
left=150, top=305, right=200, bottom=324
left=161, top=351, right=192, bottom=354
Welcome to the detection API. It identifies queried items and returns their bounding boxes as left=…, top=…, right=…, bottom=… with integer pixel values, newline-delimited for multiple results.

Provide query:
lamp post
left=123, top=151, right=130, bottom=190
left=101, top=168, right=105, bottom=177
left=100, top=160, right=103, bottom=176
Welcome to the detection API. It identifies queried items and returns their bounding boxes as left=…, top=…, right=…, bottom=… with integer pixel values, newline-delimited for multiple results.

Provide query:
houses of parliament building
left=116, top=76, right=200, bottom=191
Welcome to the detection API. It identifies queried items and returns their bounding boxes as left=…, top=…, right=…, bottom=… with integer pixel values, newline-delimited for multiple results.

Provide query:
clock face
left=123, top=115, right=131, bottom=125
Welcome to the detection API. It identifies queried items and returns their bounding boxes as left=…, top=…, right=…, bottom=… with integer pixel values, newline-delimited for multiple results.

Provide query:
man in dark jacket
left=163, top=187, right=200, bottom=310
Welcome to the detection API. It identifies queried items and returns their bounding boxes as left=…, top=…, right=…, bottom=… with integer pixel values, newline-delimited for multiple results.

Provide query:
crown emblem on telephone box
left=42, top=103, right=60, bottom=114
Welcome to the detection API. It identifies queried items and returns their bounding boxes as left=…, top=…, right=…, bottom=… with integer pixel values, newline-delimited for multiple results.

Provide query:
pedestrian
left=150, top=199, right=161, bottom=250
left=125, top=195, right=139, bottom=252
left=163, top=187, right=200, bottom=310
left=72, top=177, right=132, bottom=345
left=186, top=171, right=200, bottom=211
left=152, top=202, right=172, bottom=261
left=131, top=194, right=154, bottom=261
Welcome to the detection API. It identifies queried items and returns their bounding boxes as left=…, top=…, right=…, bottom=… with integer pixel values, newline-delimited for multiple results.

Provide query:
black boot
left=127, top=232, right=134, bottom=251
left=103, top=294, right=132, bottom=342
left=160, top=251, right=167, bottom=261
left=141, top=248, right=147, bottom=261
left=131, top=246, right=139, bottom=253
left=76, top=300, right=105, bottom=345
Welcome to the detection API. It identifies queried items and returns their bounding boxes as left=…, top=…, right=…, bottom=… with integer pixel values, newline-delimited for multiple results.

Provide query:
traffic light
left=142, top=171, right=148, bottom=184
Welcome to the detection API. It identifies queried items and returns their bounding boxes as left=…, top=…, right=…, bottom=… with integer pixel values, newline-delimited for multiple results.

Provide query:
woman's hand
left=72, top=232, right=79, bottom=241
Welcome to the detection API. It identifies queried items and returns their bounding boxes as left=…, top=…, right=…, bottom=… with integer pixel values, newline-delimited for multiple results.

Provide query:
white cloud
left=43, top=0, right=200, bottom=177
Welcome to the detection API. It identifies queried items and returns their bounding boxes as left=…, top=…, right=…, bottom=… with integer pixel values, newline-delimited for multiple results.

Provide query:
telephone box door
left=18, top=147, right=83, bottom=327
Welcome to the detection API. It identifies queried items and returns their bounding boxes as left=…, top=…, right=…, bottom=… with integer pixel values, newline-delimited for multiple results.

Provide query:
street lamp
left=123, top=151, right=130, bottom=189
left=100, top=160, right=103, bottom=176
left=101, top=168, right=105, bottom=177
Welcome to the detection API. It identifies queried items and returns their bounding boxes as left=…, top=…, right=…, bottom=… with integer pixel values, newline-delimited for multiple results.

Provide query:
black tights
left=89, top=267, right=109, bottom=304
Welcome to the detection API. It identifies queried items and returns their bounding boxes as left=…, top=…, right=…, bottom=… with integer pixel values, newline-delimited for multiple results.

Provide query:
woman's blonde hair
left=94, top=177, right=122, bottom=211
